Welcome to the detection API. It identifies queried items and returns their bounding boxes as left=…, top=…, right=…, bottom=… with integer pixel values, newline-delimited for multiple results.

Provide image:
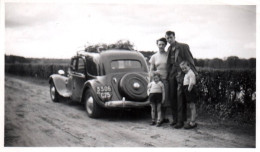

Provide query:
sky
left=4, top=2, right=257, bottom=59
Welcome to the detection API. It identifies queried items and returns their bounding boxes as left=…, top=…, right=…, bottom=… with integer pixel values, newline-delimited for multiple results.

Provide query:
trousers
left=168, top=76, right=186, bottom=123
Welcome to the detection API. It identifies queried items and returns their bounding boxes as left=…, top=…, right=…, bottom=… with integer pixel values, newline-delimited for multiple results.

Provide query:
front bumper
left=104, top=99, right=149, bottom=108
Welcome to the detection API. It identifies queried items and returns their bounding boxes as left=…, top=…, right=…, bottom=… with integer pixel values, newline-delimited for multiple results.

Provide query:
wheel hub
left=86, top=96, right=94, bottom=115
left=50, top=86, right=56, bottom=100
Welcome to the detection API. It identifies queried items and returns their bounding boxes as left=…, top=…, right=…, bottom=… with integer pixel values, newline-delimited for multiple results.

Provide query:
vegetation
left=195, top=56, right=256, bottom=69
left=5, top=63, right=68, bottom=78
left=196, top=69, right=255, bottom=124
left=85, top=40, right=135, bottom=52
left=141, top=52, right=256, bottom=69
left=5, top=55, right=70, bottom=65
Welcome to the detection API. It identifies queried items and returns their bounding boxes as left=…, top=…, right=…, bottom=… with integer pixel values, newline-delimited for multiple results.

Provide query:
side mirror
left=58, top=70, right=65, bottom=75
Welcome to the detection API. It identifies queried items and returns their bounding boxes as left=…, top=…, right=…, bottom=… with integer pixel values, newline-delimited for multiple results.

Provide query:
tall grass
left=5, top=63, right=68, bottom=79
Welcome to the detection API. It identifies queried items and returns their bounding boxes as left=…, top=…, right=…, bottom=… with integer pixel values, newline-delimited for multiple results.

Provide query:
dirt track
left=4, top=75, right=255, bottom=147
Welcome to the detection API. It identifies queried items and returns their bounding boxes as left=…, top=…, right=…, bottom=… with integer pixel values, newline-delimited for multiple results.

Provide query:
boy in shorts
left=180, top=61, right=197, bottom=129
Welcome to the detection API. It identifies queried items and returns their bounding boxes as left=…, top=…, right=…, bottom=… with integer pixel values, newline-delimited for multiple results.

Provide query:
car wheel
left=50, top=82, right=60, bottom=102
left=84, top=90, right=102, bottom=118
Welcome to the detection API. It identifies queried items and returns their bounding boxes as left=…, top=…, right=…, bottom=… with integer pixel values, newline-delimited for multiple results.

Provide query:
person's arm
left=188, top=72, right=196, bottom=92
left=147, top=83, right=152, bottom=95
left=183, top=44, right=198, bottom=75
left=161, top=82, right=165, bottom=104
left=149, top=64, right=155, bottom=81
left=188, top=83, right=194, bottom=92
left=166, top=49, right=172, bottom=79
left=149, top=56, right=155, bottom=81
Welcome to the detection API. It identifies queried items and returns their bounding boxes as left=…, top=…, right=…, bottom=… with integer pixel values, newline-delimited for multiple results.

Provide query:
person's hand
left=188, top=87, right=192, bottom=92
left=162, top=98, right=165, bottom=104
left=178, top=85, right=182, bottom=90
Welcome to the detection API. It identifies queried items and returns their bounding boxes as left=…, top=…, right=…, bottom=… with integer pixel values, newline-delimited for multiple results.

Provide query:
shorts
left=183, top=85, right=197, bottom=103
left=149, top=93, right=162, bottom=104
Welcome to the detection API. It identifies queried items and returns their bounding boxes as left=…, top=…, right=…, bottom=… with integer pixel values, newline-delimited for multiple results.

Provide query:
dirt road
left=4, top=75, right=255, bottom=147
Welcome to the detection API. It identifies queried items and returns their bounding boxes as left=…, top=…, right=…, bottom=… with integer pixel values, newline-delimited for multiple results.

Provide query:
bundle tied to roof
left=84, top=40, right=135, bottom=53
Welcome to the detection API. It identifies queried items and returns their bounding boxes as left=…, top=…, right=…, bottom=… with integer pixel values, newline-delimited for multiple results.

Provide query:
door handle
left=74, top=73, right=85, bottom=78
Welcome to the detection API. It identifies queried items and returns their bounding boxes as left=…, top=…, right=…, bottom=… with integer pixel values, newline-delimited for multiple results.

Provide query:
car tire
left=84, top=89, right=102, bottom=118
left=119, top=73, right=148, bottom=100
left=50, top=81, right=60, bottom=102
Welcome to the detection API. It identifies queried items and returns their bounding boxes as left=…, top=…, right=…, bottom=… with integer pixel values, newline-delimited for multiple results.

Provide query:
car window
left=77, top=58, right=85, bottom=73
left=86, top=56, right=98, bottom=76
left=71, top=58, right=77, bottom=71
left=111, top=60, right=142, bottom=70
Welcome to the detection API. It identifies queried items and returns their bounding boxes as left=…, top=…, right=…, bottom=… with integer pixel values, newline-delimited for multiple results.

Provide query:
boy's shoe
left=170, top=121, right=177, bottom=126
left=156, top=121, right=163, bottom=127
left=150, top=121, right=156, bottom=126
left=184, top=123, right=197, bottom=129
left=174, top=122, right=184, bottom=129
left=162, top=118, right=169, bottom=123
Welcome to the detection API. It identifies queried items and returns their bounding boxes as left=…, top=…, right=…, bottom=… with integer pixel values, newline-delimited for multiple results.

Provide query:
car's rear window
left=111, top=60, right=142, bottom=70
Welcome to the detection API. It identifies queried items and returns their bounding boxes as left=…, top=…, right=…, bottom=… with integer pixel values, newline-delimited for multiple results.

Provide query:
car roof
left=76, top=49, right=148, bottom=74
left=77, top=49, right=144, bottom=61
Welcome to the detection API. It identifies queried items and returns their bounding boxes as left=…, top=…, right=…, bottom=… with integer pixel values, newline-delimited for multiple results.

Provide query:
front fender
left=49, top=74, right=71, bottom=97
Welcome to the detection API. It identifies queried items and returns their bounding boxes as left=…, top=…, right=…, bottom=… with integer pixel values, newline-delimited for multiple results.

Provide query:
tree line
left=5, top=53, right=256, bottom=69
left=140, top=51, right=256, bottom=69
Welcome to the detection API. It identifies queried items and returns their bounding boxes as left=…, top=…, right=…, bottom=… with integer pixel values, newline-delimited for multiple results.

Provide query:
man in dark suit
left=165, top=31, right=197, bottom=129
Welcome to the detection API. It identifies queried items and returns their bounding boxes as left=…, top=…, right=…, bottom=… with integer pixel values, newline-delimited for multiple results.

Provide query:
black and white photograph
left=1, top=0, right=258, bottom=150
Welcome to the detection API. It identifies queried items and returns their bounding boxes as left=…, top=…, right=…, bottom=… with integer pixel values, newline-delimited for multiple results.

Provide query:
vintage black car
left=49, top=48, right=150, bottom=118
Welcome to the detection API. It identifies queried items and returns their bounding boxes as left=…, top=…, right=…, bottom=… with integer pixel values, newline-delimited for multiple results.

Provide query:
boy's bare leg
left=184, top=102, right=197, bottom=129
left=150, top=103, right=156, bottom=123
left=157, top=103, right=162, bottom=123
left=190, top=102, right=196, bottom=125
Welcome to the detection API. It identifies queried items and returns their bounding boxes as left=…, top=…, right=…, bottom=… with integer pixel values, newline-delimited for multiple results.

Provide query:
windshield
left=111, top=60, right=142, bottom=70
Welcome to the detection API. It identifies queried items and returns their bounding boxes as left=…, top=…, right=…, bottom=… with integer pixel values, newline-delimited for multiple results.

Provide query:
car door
left=71, top=57, right=86, bottom=102
left=66, top=57, right=77, bottom=96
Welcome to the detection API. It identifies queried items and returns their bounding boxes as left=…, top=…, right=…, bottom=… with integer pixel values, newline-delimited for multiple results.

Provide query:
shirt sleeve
left=159, top=82, right=164, bottom=89
left=189, top=71, right=196, bottom=85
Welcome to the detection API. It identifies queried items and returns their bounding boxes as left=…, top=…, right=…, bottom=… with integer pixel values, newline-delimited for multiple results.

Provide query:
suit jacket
left=166, top=41, right=197, bottom=80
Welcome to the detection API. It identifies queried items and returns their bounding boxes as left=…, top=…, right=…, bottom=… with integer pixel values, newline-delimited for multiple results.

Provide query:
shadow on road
left=57, top=97, right=151, bottom=121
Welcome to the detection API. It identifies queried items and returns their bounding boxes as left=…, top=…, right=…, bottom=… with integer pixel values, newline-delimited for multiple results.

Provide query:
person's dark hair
left=180, top=61, right=190, bottom=67
left=153, top=71, right=161, bottom=80
left=156, top=37, right=167, bottom=45
left=165, top=31, right=175, bottom=36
